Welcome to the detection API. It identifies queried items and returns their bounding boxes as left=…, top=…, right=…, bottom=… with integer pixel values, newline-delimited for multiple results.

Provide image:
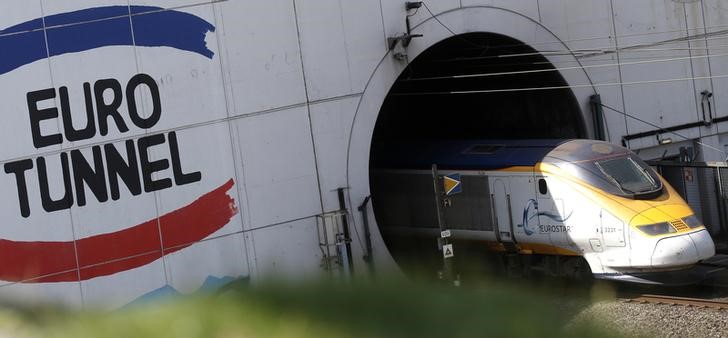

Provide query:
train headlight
left=682, top=215, right=703, bottom=229
left=636, top=222, right=677, bottom=236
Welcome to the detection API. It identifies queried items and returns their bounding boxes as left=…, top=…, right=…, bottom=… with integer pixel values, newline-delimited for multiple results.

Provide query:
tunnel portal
left=369, top=32, right=587, bottom=275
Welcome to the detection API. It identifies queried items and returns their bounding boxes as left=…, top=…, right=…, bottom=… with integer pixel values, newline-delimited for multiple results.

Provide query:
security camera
left=406, top=2, right=423, bottom=10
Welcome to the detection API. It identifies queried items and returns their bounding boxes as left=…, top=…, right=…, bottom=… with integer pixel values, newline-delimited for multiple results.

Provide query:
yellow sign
left=443, top=174, right=462, bottom=196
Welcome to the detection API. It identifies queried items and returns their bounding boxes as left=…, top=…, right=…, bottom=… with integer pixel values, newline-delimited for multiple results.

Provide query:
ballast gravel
left=568, top=299, right=728, bottom=337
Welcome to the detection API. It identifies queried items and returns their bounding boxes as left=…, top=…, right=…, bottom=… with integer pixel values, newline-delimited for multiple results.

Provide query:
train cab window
left=538, top=179, right=548, bottom=195
left=543, top=140, right=663, bottom=200
left=595, top=157, right=660, bottom=195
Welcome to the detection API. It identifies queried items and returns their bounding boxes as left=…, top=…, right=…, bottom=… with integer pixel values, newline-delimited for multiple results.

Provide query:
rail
left=619, top=294, right=728, bottom=310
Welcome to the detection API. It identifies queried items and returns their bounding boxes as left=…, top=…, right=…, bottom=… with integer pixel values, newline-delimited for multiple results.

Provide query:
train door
left=507, top=175, right=538, bottom=244
left=534, top=176, right=576, bottom=251
left=490, top=178, right=514, bottom=243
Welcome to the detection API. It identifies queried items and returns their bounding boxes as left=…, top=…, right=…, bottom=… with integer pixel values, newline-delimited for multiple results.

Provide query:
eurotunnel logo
left=0, top=5, right=216, bottom=76
left=0, top=6, right=238, bottom=283
left=2, top=5, right=217, bottom=218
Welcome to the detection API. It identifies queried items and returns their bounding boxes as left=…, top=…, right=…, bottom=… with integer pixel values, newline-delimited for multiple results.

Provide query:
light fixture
left=659, top=137, right=673, bottom=145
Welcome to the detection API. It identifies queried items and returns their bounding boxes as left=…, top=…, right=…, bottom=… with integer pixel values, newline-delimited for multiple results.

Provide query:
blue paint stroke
left=123, top=276, right=246, bottom=308
left=518, top=199, right=573, bottom=236
left=200, top=275, right=239, bottom=291
left=0, top=6, right=215, bottom=76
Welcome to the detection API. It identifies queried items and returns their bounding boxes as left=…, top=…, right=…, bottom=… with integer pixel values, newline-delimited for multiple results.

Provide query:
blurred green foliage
left=0, top=280, right=621, bottom=338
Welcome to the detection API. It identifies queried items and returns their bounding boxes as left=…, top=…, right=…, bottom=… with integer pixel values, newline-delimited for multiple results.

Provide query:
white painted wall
left=1, top=0, right=727, bottom=307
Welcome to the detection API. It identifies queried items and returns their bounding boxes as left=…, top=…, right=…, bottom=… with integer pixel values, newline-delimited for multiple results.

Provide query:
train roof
left=372, top=139, right=571, bottom=170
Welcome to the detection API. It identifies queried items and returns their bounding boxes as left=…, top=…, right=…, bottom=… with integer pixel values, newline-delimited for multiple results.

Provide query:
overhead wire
left=423, top=53, right=728, bottom=69
left=417, top=1, right=728, bottom=51
left=400, top=51, right=728, bottom=83
left=513, top=22, right=728, bottom=50
left=392, top=72, right=728, bottom=96
left=423, top=36, right=728, bottom=63
left=576, top=28, right=728, bottom=58
left=408, top=2, right=728, bottom=97
left=600, top=104, right=728, bottom=160
left=407, top=3, right=728, bottom=100
left=419, top=2, right=487, bottom=49
left=415, top=1, right=728, bottom=159
left=424, top=41, right=728, bottom=67
left=417, top=1, right=728, bottom=63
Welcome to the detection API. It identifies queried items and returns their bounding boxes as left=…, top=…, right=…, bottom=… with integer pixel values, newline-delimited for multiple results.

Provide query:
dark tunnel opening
left=372, top=32, right=585, bottom=146
left=369, top=32, right=587, bottom=276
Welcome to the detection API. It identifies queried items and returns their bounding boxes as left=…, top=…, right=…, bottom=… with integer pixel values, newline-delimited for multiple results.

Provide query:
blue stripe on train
left=373, top=139, right=568, bottom=170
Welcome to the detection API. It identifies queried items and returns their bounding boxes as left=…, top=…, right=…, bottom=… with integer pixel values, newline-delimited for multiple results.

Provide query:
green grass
left=0, top=280, right=620, bottom=338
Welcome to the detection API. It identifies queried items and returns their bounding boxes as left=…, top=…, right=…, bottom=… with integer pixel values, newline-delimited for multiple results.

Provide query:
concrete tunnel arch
left=345, top=6, right=597, bottom=274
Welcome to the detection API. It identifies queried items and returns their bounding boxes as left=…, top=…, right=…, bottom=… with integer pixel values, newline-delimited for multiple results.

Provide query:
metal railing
left=316, top=210, right=352, bottom=277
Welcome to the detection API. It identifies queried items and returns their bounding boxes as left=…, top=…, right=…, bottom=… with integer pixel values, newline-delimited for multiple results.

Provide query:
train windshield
left=595, top=157, right=658, bottom=194
left=544, top=140, right=663, bottom=199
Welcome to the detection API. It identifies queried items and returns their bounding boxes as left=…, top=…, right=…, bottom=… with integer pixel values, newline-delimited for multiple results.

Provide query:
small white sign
left=441, top=230, right=451, bottom=238
left=443, top=244, right=454, bottom=258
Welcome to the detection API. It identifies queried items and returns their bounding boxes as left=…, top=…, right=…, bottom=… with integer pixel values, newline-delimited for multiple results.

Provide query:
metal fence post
left=432, top=164, right=454, bottom=284
left=717, top=167, right=728, bottom=242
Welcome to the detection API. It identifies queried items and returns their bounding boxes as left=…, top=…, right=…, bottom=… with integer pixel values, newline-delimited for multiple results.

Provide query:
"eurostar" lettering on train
left=538, top=224, right=572, bottom=233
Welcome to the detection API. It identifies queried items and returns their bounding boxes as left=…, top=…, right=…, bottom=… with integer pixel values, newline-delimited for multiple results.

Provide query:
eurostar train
left=372, top=139, right=716, bottom=284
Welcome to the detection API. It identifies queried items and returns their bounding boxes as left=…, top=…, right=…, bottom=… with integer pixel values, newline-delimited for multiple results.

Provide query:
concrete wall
left=1, top=0, right=727, bottom=307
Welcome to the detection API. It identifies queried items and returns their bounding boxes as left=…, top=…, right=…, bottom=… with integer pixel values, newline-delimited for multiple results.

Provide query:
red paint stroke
left=0, top=179, right=237, bottom=284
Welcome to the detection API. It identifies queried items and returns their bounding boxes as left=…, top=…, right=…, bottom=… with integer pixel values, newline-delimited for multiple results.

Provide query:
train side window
left=538, top=179, right=548, bottom=195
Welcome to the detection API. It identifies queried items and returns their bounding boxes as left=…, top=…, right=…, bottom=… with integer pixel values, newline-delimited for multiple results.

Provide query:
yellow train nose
left=630, top=204, right=693, bottom=231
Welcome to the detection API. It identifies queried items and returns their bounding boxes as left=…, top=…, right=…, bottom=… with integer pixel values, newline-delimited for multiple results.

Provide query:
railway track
left=619, top=294, right=728, bottom=310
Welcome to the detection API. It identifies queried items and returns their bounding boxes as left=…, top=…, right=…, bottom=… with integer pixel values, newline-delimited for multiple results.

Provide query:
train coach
left=372, top=139, right=716, bottom=284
